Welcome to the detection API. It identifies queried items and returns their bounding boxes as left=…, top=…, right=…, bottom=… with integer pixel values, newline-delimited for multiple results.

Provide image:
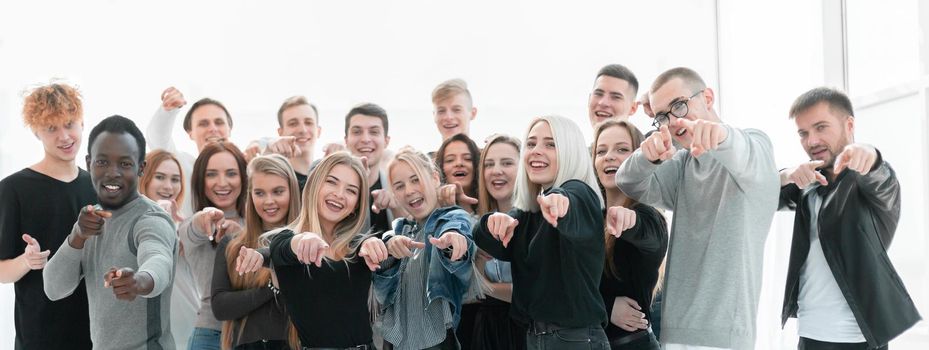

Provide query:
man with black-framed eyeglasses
left=615, top=67, right=779, bottom=350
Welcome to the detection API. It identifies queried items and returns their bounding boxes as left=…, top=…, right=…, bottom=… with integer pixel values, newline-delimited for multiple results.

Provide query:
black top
left=474, top=180, right=607, bottom=328
left=598, top=203, right=668, bottom=339
left=211, top=236, right=288, bottom=346
left=0, top=168, right=96, bottom=350
left=368, top=176, right=390, bottom=234
left=295, top=171, right=308, bottom=192
left=269, top=230, right=373, bottom=347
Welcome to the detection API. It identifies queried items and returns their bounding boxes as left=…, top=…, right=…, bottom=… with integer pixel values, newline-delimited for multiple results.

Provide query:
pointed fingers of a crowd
left=22, top=234, right=39, bottom=250
left=235, top=246, right=247, bottom=274
left=455, top=183, right=479, bottom=205
left=833, top=150, right=851, bottom=174
left=502, top=218, right=518, bottom=248
left=450, top=234, right=466, bottom=261
left=388, top=237, right=413, bottom=258
left=103, top=267, right=118, bottom=288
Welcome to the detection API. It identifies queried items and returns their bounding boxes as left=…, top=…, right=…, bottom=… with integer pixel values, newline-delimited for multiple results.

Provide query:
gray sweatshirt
left=177, top=211, right=242, bottom=331
left=44, top=196, right=178, bottom=350
left=616, top=124, right=778, bottom=350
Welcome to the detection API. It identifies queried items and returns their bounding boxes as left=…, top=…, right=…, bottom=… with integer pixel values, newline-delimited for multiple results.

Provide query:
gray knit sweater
left=44, top=196, right=177, bottom=350
left=616, top=124, right=779, bottom=350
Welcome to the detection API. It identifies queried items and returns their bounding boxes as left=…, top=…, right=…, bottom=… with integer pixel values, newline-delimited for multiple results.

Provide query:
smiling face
left=391, top=161, right=439, bottom=222
left=144, top=159, right=182, bottom=202
left=482, top=142, right=519, bottom=203
left=251, top=172, right=291, bottom=228
left=35, top=118, right=84, bottom=163
left=649, top=77, right=713, bottom=148
left=316, top=163, right=361, bottom=230
left=278, top=104, right=320, bottom=155
left=441, top=140, right=474, bottom=192
left=794, top=102, right=854, bottom=169
left=345, top=114, right=390, bottom=168
left=594, top=125, right=634, bottom=187
left=433, top=93, right=476, bottom=140
left=87, top=131, right=143, bottom=210
left=203, top=151, right=242, bottom=212
left=524, top=121, right=558, bottom=188
left=188, top=104, right=231, bottom=151
left=588, top=75, right=636, bottom=127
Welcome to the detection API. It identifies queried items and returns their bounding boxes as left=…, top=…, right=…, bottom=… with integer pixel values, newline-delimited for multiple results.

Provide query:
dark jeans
left=799, top=337, right=887, bottom=350
left=526, top=325, right=609, bottom=350
left=235, top=340, right=288, bottom=350
left=609, top=330, right=659, bottom=350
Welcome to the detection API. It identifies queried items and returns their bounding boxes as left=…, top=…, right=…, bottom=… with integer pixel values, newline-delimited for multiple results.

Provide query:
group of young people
left=0, top=64, right=920, bottom=350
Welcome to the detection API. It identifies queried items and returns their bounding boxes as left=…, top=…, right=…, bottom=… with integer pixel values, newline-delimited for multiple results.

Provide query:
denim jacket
left=372, top=206, right=476, bottom=327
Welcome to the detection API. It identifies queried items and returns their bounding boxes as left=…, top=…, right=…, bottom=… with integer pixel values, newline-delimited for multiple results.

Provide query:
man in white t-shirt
left=779, top=87, right=920, bottom=349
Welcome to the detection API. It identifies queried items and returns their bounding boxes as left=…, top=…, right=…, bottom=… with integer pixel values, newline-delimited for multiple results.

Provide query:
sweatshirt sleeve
left=473, top=211, right=515, bottom=261
left=615, top=148, right=685, bottom=211
left=210, top=237, right=275, bottom=321
left=703, top=125, right=777, bottom=185
left=619, top=205, right=668, bottom=254
left=269, top=230, right=300, bottom=267
left=135, top=214, right=177, bottom=298
left=146, top=107, right=181, bottom=154
left=43, top=223, right=86, bottom=301
left=433, top=209, right=475, bottom=273
left=547, top=180, right=604, bottom=243
left=178, top=212, right=212, bottom=249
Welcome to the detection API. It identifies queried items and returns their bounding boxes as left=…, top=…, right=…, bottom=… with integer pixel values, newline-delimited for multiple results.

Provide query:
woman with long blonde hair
left=592, top=120, right=667, bottom=349
left=371, top=147, right=479, bottom=350
left=265, top=152, right=385, bottom=349
left=475, top=115, right=609, bottom=348
left=211, top=154, right=300, bottom=350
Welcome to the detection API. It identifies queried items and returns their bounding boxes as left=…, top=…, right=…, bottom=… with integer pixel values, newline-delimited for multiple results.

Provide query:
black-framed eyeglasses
left=651, top=90, right=705, bottom=129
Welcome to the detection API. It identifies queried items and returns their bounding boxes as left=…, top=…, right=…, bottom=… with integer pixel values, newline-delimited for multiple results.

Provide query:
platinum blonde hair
left=513, top=115, right=604, bottom=212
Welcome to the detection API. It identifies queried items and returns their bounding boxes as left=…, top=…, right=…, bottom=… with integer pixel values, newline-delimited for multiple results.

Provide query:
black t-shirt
left=598, top=203, right=668, bottom=339
left=295, top=171, right=308, bottom=192
left=368, top=176, right=390, bottom=234
left=0, top=168, right=96, bottom=350
left=269, top=230, right=373, bottom=347
left=474, top=180, right=607, bottom=328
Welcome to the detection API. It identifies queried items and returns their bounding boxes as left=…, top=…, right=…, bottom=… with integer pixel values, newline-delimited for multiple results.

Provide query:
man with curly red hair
left=0, top=82, right=95, bottom=349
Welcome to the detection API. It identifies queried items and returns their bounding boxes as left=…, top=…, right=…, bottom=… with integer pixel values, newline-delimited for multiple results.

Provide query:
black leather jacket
left=779, top=153, right=921, bottom=348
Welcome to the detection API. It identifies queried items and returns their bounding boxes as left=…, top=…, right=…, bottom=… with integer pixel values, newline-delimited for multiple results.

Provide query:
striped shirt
left=377, top=224, right=454, bottom=350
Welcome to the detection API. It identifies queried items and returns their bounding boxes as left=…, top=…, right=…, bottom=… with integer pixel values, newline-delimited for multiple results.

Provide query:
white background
left=1, top=0, right=926, bottom=348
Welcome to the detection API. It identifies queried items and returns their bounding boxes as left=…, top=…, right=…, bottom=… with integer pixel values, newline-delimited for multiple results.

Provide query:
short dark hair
left=789, top=87, right=854, bottom=119
left=596, top=64, right=639, bottom=96
left=87, top=115, right=146, bottom=163
left=277, top=95, right=319, bottom=127
left=183, top=98, right=233, bottom=132
left=650, top=67, right=706, bottom=94
left=344, top=103, right=389, bottom=137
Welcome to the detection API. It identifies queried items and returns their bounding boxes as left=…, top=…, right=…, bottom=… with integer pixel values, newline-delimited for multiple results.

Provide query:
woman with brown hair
left=180, top=141, right=248, bottom=350
left=593, top=120, right=668, bottom=350
left=211, top=154, right=301, bottom=350
left=463, top=134, right=526, bottom=350
left=436, top=133, right=481, bottom=214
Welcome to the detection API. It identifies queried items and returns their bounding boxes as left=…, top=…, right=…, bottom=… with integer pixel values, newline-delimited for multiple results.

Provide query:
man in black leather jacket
left=778, top=87, right=921, bottom=349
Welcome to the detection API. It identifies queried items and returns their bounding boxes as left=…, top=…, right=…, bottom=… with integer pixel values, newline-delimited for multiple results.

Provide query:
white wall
left=0, top=1, right=720, bottom=348
left=1, top=1, right=927, bottom=349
